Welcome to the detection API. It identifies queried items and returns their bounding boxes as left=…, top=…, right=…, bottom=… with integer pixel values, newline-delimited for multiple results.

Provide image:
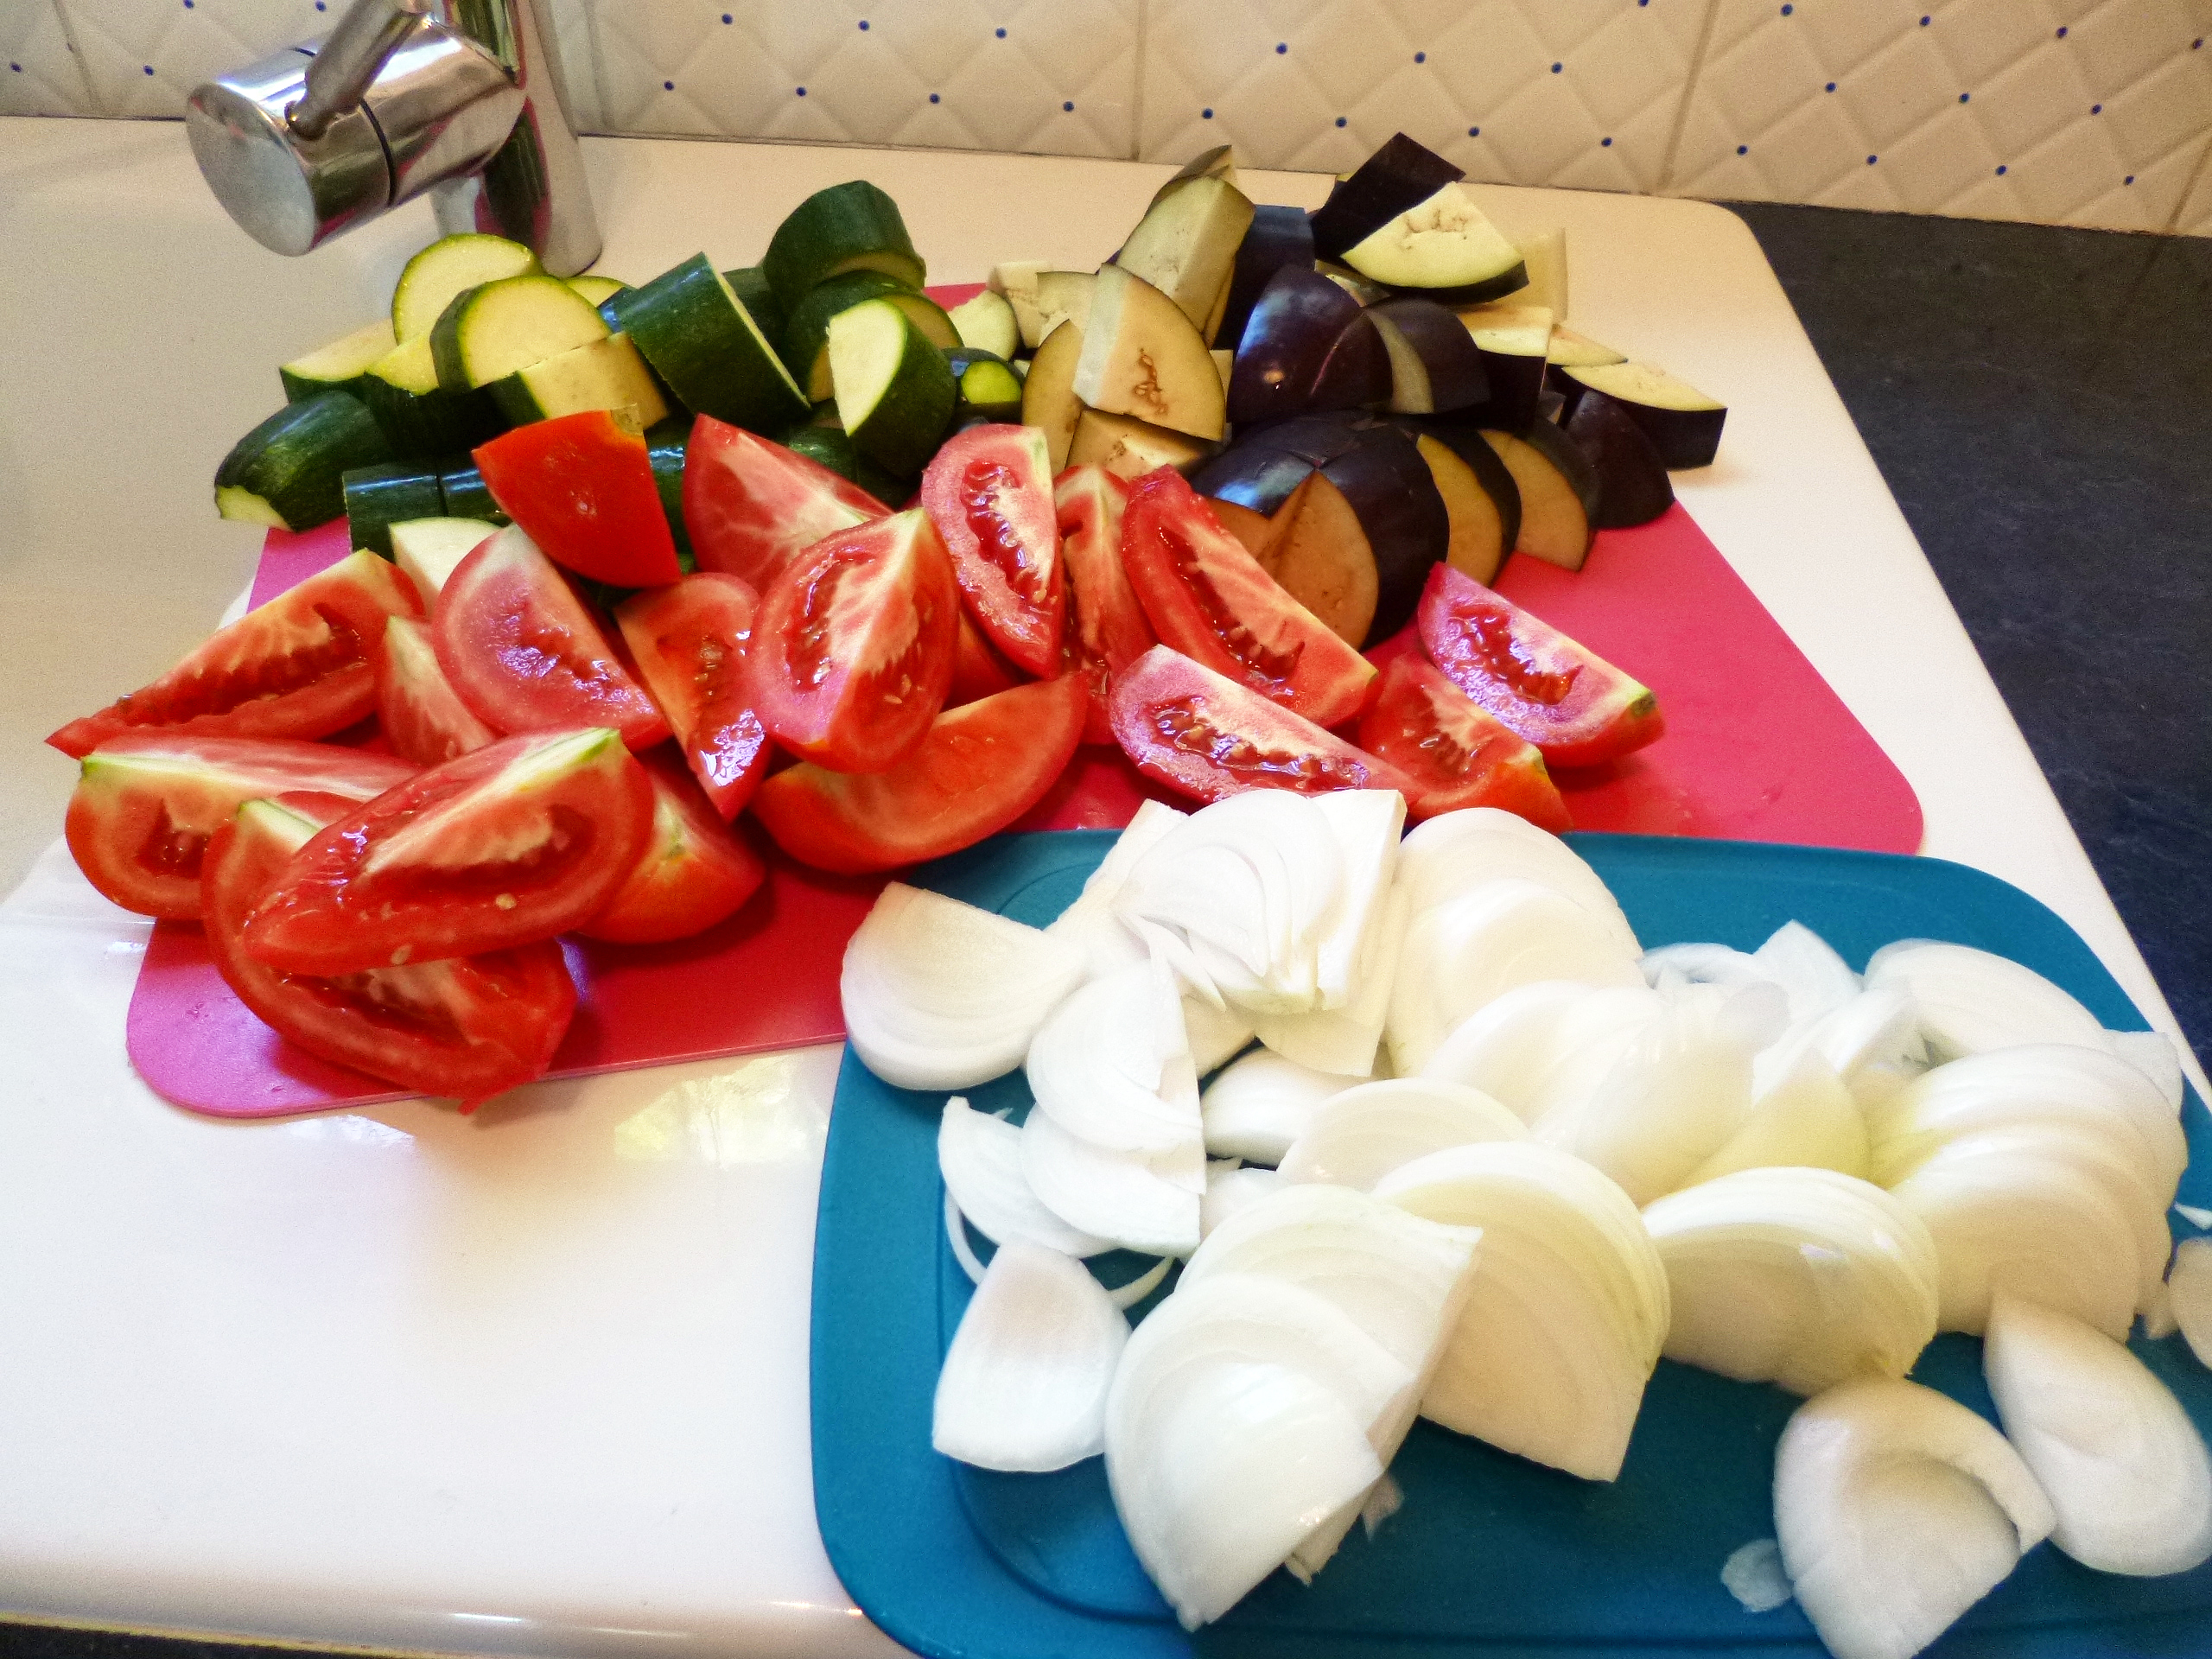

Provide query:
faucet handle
left=289, top=0, right=430, bottom=139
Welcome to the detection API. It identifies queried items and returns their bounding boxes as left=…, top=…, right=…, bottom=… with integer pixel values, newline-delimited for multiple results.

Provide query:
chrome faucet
left=184, top=0, right=601, bottom=276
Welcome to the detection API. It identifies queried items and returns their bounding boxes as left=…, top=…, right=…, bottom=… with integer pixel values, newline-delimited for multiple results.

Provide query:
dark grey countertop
left=3, top=202, right=2208, bottom=1659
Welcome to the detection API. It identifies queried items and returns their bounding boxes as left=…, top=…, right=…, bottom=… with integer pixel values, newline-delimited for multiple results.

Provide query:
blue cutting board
left=810, top=831, right=2212, bottom=1659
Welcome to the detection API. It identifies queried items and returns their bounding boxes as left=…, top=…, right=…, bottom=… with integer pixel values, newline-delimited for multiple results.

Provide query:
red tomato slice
left=62, top=734, right=417, bottom=920
left=613, top=574, right=771, bottom=819
left=376, top=615, right=497, bottom=766
left=578, top=754, right=766, bottom=944
left=205, top=792, right=575, bottom=1108
left=48, top=550, right=422, bottom=760
left=753, top=674, right=1086, bottom=874
left=1118, top=467, right=1375, bottom=729
left=434, top=525, right=672, bottom=751
left=947, top=607, right=1025, bottom=709
left=1416, top=564, right=1664, bottom=769
left=242, top=726, right=654, bottom=975
left=750, top=508, right=960, bottom=773
left=920, top=423, right=1065, bottom=678
left=1109, top=644, right=1416, bottom=805
left=473, top=410, right=682, bottom=588
left=1357, top=654, right=1571, bottom=830
left=1055, top=464, right=1152, bottom=746
left=683, top=416, right=888, bottom=589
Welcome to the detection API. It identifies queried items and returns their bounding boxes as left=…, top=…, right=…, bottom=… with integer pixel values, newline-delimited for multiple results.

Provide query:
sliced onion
left=841, top=882, right=1088, bottom=1090
left=2141, top=1277, right=2180, bottom=1340
left=1774, top=1376, right=2054, bottom=1659
left=1395, top=808, right=1639, bottom=955
left=1642, top=1167, right=1939, bottom=1395
left=1201, top=1048, right=1365, bottom=1165
left=1419, top=981, right=1649, bottom=1122
left=2170, top=1237, right=2212, bottom=1369
left=1384, top=878, right=1644, bottom=1076
left=1184, top=991, right=1257, bottom=1075
left=1249, top=882, right=1407, bottom=1079
left=1303, top=790, right=1405, bottom=1008
left=1864, top=938, right=2111, bottom=1063
left=1687, top=1045, right=1868, bottom=1186
left=1201, top=1161, right=1283, bottom=1241
left=1043, top=798, right=1187, bottom=982
left=1027, top=958, right=1201, bottom=1154
left=1720, top=1538, right=1792, bottom=1613
left=2109, top=1028, right=2185, bottom=1111
left=2178, top=1204, right=2212, bottom=1231
left=1641, top=942, right=1764, bottom=999
left=1276, top=1077, right=1524, bottom=1192
left=1105, top=1254, right=1174, bottom=1310
left=1758, top=983, right=1929, bottom=1114
left=945, top=1192, right=990, bottom=1286
left=1359, top=1472, right=1403, bottom=1537
left=939, top=1096, right=1111, bottom=1256
left=933, top=1240, right=1130, bottom=1472
left=1020, top=1108, right=1202, bottom=1257
left=1753, top=920, right=1861, bottom=1026
left=1982, top=1291, right=2212, bottom=1576
left=1375, top=1141, right=1668, bottom=1481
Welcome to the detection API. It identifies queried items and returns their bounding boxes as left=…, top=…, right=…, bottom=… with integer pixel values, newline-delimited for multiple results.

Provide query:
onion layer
left=1864, top=938, right=2110, bottom=1063
left=1201, top=1048, right=1366, bottom=1165
left=1276, top=1077, right=1525, bottom=1192
left=940, top=1096, right=1112, bottom=1256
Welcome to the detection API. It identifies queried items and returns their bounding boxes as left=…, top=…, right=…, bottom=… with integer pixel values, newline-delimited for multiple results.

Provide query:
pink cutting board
left=125, top=466, right=1919, bottom=1116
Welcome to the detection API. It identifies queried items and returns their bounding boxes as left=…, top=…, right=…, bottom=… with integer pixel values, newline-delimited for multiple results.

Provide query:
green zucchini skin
left=342, top=462, right=446, bottom=556
left=436, top=461, right=512, bottom=526
left=762, top=181, right=925, bottom=309
left=214, top=392, right=394, bottom=531
left=280, top=319, right=397, bottom=405
left=643, top=415, right=696, bottom=570
left=361, top=333, right=506, bottom=461
left=487, top=333, right=670, bottom=429
left=780, top=269, right=914, bottom=391
left=722, top=266, right=788, bottom=353
left=620, top=254, right=809, bottom=435
left=429, top=274, right=609, bottom=393
left=779, top=423, right=906, bottom=505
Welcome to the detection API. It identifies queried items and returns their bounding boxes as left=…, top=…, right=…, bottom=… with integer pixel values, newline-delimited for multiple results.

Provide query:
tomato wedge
left=1417, top=564, right=1664, bottom=769
left=242, top=726, right=653, bottom=974
left=753, top=674, right=1086, bottom=874
left=947, top=608, right=1024, bottom=709
left=683, top=416, right=888, bottom=589
left=920, top=423, right=1065, bottom=678
left=205, top=792, right=575, bottom=1108
left=613, top=574, right=771, bottom=819
left=1056, top=464, right=1153, bottom=746
left=434, top=525, right=671, bottom=751
left=376, top=615, right=497, bottom=766
left=48, top=550, right=422, bottom=760
left=1357, top=654, right=1570, bottom=830
left=579, top=755, right=766, bottom=944
left=1109, top=644, right=1416, bottom=805
left=1118, top=467, right=1375, bottom=729
left=750, top=508, right=960, bottom=773
left=63, top=734, right=418, bottom=920
left=474, top=410, right=683, bottom=588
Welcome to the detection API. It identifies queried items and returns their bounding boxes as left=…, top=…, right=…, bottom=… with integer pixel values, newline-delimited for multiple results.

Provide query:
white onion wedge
left=1753, top=920, right=1861, bottom=1026
left=2170, top=1237, right=2212, bottom=1370
left=1641, top=941, right=1764, bottom=999
left=1020, top=1108, right=1202, bottom=1257
left=1304, top=790, right=1405, bottom=1009
left=1026, top=959, right=1201, bottom=1154
left=1251, top=882, right=1407, bottom=1078
left=1395, top=808, right=1639, bottom=955
left=1184, top=992, right=1257, bottom=1074
left=1864, top=939, right=2110, bottom=1063
left=1376, top=1141, right=1668, bottom=1481
left=1419, top=980, right=1624, bottom=1121
left=1642, top=1168, right=1939, bottom=1395
left=933, top=1240, right=1129, bottom=1471
left=1759, top=983, right=1929, bottom=1116
left=1201, top=1048, right=1365, bottom=1165
left=1685, top=1046, right=1868, bottom=1186
left=1982, top=1291, right=2212, bottom=1577
left=940, top=1096, right=1112, bottom=1256
left=1200, top=1161, right=1283, bottom=1240
left=2108, top=1028, right=2184, bottom=1112
left=841, top=883, right=1089, bottom=1090
left=1721, top=1538, right=1793, bottom=1613
left=1774, top=1376, right=2053, bottom=1659
left=1276, top=1077, right=1524, bottom=1192
left=1042, top=798, right=1187, bottom=981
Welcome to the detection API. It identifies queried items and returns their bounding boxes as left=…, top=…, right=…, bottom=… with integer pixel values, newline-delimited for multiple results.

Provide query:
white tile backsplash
left=8, top=0, right=2207, bottom=236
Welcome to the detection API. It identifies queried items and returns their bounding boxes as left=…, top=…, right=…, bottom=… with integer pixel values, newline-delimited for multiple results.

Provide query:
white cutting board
left=0, top=118, right=2194, bottom=1659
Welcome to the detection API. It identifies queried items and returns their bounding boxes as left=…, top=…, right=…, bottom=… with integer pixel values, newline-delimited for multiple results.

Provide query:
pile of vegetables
left=838, top=796, right=2211, bottom=1658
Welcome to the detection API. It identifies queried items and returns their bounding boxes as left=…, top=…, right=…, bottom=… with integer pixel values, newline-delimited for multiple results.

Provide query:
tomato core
left=1150, top=695, right=1370, bottom=791
left=136, top=804, right=207, bottom=879
left=124, top=605, right=367, bottom=728
left=792, top=552, right=866, bottom=689
left=962, top=461, right=1050, bottom=607
left=1460, top=608, right=1580, bottom=705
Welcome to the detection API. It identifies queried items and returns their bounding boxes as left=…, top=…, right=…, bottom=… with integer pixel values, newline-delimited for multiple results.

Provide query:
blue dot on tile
left=2091, top=103, right=2101, bottom=112
left=1202, top=107, right=1213, bottom=118
left=1995, top=164, right=2008, bottom=175
left=2194, top=37, right=2203, bottom=48
left=1335, top=116, right=1347, bottom=127
left=1275, top=41, right=1287, bottom=53
left=9, top=61, right=19, bottom=71
left=995, top=26, right=1006, bottom=37
left=1601, top=136, right=1612, bottom=146
left=796, top=85, right=806, bottom=95
left=2125, top=175, right=2135, bottom=184
left=1639, top=1, right=1649, bottom=8
left=1414, top=51, right=1426, bottom=62
left=1064, top=100, right=1075, bottom=111
left=663, top=79, right=673, bottom=89
left=1826, top=81, right=1836, bottom=92
left=1866, top=153, right=1878, bottom=163
left=181, top=0, right=191, bottom=8
left=1550, top=60, right=1562, bottom=72
left=858, top=18, right=868, bottom=29
left=1469, top=126, right=1481, bottom=137
left=1919, top=14, right=1930, bottom=23
left=1737, top=143, right=1748, bottom=155
left=314, top=1, right=325, bottom=9
left=143, top=63, right=155, bottom=74
left=929, top=92, right=939, bottom=102
left=2056, top=24, right=2067, bottom=35
left=721, top=11, right=731, bottom=20
left=1780, top=3, right=1792, bottom=14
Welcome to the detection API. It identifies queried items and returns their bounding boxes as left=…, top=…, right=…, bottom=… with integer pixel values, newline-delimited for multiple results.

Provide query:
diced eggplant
left=1546, top=325, right=1626, bottom=369
left=1404, top=419, right=1522, bottom=571
left=1226, top=266, right=1389, bottom=429
left=1308, top=132, right=1465, bottom=261
left=1479, top=421, right=1600, bottom=572
left=1020, top=319, right=1085, bottom=472
left=1342, top=182, right=1528, bottom=305
left=1149, top=143, right=1238, bottom=208
left=1560, top=360, right=1727, bottom=468
left=1565, top=393, right=1675, bottom=528
left=1214, top=205, right=1317, bottom=354
left=1072, top=264, right=1224, bottom=441
left=1368, top=298, right=1489, bottom=416
left=1313, top=259, right=1389, bottom=308
left=1259, top=473, right=1378, bottom=647
left=1068, top=408, right=1215, bottom=480
left=1456, top=303, right=1554, bottom=432
left=1512, top=228, right=1568, bottom=318
left=1115, top=174, right=1255, bottom=334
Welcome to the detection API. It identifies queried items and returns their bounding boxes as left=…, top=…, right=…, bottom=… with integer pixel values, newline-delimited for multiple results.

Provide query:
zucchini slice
left=342, top=461, right=445, bottom=556
left=391, top=232, right=540, bottom=342
left=436, top=461, right=510, bottom=525
left=280, top=318, right=397, bottom=404
left=721, top=265, right=787, bottom=351
left=781, top=270, right=957, bottom=401
left=362, top=333, right=506, bottom=460
left=429, top=274, right=611, bottom=391
left=642, top=415, right=696, bottom=567
left=213, top=391, right=393, bottom=531
left=489, top=332, right=671, bottom=429
left=621, top=254, right=809, bottom=435
left=763, top=181, right=925, bottom=309
left=827, top=297, right=957, bottom=480
left=390, top=516, right=499, bottom=612
left=947, top=289, right=1020, bottom=359
left=1559, top=361, right=1727, bottom=468
left=782, top=424, right=906, bottom=505
left=947, top=351, right=1023, bottom=421
left=565, top=274, right=629, bottom=307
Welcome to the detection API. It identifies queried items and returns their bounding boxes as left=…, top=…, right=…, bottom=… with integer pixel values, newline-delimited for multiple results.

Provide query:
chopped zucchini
left=213, top=391, right=393, bottom=531
left=390, top=517, right=499, bottom=611
left=721, top=266, right=787, bottom=350
left=361, top=333, right=505, bottom=460
left=642, top=415, right=696, bottom=568
left=783, top=271, right=958, bottom=401
left=489, top=332, right=670, bottom=428
left=763, top=180, right=925, bottom=308
left=946, top=350, right=1023, bottom=421
left=620, top=253, right=809, bottom=434
left=391, top=232, right=539, bottom=341
left=436, top=461, right=510, bottom=525
left=947, top=289, right=1020, bottom=359
left=280, top=318, right=397, bottom=404
left=565, top=274, right=629, bottom=307
left=429, top=274, right=610, bottom=391
left=828, top=297, right=957, bottom=480
left=782, top=424, right=905, bottom=505
left=342, top=462, right=444, bottom=556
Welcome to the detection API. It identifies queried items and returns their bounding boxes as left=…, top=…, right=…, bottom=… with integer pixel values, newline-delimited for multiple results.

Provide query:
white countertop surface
left=0, top=117, right=2200, bottom=1656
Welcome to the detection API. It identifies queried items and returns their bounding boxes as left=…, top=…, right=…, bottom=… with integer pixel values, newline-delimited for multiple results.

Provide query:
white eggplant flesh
left=1021, top=1107, right=1203, bottom=1257
left=1201, top=1048, right=1367, bottom=1164
left=933, top=1240, right=1129, bottom=1472
left=1686, top=1045, right=1868, bottom=1186
left=1251, top=882, right=1407, bottom=1078
left=842, top=883, right=1089, bottom=1090
left=1642, top=1167, right=1939, bottom=1395
left=1982, top=1292, right=2212, bottom=1577
left=1375, top=1141, right=1668, bottom=1481
left=940, top=1096, right=1113, bottom=1256
left=1276, top=1077, right=1524, bottom=1192
left=2168, top=1237, right=2212, bottom=1370
left=2109, top=1028, right=2185, bottom=1110
left=1774, top=1376, right=2054, bottom=1659
left=1201, top=1161, right=1285, bottom=1240
left=1864, top=939, right=2111, bottom=1063
left=1027, top=958, right=1202, bottom=1154
left=1395, top=808, right=1638, bottom=955
left=1044, top=798, right=1187, bottom=982
left=1384, top=878, right=1645, bottom=1076
left=1753, top=920, right=1863, bottom=1026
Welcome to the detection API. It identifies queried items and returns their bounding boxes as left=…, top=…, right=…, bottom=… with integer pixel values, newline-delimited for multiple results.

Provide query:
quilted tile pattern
left=2, top=1, right=94, bottom=116
left=55, top=0, right=319, bottom=118
left=1666, top=0, right=2212, bottom=234
left=547, top=0, right=604, bottom=133
left=2177, top=143, right=2212, bottom=235
left=583, top=0, right=1138, bottom=160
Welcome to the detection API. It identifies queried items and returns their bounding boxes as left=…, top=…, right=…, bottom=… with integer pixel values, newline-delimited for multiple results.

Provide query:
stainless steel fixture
left=183, top=0, right=600, bottom=275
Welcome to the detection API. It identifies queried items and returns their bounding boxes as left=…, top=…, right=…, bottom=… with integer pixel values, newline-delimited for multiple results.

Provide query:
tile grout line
left=1128, top=0, right=1149, bottom=162
left=2161, top=131, right=2212, bottom=236
left=1655, top=0, right=1725, bottom=198
left=44, top=0, right=104, bottom=118
left=582, top=0, right=617, bottom=139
